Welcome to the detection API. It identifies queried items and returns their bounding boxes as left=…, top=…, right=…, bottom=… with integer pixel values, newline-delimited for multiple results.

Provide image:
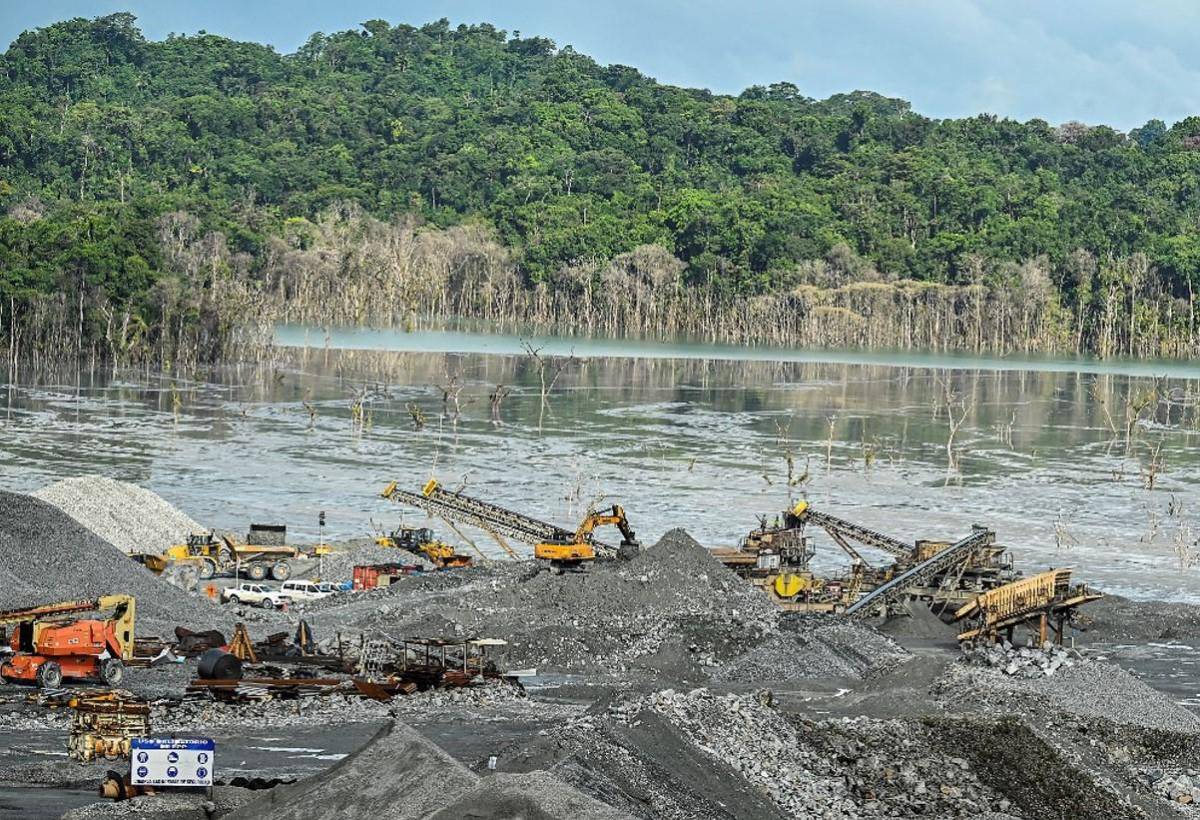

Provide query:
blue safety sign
left=130, top=738, right=215, bottom=787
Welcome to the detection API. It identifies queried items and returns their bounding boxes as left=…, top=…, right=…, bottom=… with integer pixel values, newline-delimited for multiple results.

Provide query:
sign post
left=131, top=738, right=215, bottom=795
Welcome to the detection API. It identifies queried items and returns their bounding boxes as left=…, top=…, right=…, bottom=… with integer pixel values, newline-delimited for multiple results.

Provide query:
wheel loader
left=376, top=526, right=473, bottom=569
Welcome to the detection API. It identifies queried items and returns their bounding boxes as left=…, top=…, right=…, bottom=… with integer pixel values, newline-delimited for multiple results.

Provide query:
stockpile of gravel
left=714, top=616, right=909, bottom=683
left=0, top=491, right=223, bottom=629
left=227, top=720, right=627, bottom=820
left=445, top=529, right=780, bottom=672
left=933, top=657, right=1200, bottom=733
left=33, top=475, right=203, bottom=555
left=608, top=688, right=1014, bottom=819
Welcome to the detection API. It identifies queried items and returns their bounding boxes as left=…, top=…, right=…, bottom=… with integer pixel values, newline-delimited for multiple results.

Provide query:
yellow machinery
left=376, top=525, right=473, bottom=569
left=0, top=595, right=136, bottom=688
left=954, top=568, right=1102, bottom=644
left=534, top=505, right=640, bottom=571
left=135, top=530, right=323, bottom=583
left=68, top=691, right=150, bottom=761
left=381, top=479, right=640, bottom=568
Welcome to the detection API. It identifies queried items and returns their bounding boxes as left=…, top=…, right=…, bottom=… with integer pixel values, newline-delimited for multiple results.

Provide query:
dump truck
left=136, top=525, right=330, bottom=583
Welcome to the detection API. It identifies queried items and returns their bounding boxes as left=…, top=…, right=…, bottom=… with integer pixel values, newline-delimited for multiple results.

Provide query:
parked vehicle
left=279, top=581, right=334, bottom=602
left=220, top=583, right=290, bottom=609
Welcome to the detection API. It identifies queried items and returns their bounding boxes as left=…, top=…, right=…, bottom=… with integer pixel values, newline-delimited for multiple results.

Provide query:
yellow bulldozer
left=376, top=526, right=473, bottom=569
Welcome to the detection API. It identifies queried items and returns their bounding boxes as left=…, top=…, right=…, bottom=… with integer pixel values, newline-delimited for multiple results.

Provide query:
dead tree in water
left=489, top=384, right=511, bottom=425
left=436, top=374, right=466, bottom=420
left=521, top=340, right=577, bottom=425
left=937, top=377, right=973, bottom=476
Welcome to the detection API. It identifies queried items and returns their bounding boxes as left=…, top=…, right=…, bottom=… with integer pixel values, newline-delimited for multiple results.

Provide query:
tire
left=247, top=564, right=267, bottom=582
left=228, top=595, right=240, bottom=605
left=259, top=597, right=273, bottom=609
left=270, top=560, right=291, bottom=582
left=99, top=658, right=124, bottom=686
left=35, top=661, right=63, bottom=689
left=218, top=548, right=233, bottom=567
left=198, top=559, right=216, bottom=580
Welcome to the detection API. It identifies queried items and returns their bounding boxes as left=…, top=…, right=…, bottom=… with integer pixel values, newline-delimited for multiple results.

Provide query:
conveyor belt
left=382, top=481, right=616, bottom=557
left=801, top=509, right=912, bottom=559
left=844, top=526, right=994, bottom=619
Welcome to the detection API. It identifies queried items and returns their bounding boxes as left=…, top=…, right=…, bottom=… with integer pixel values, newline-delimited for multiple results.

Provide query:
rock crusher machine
left=0, top=595, right=136, bottom=688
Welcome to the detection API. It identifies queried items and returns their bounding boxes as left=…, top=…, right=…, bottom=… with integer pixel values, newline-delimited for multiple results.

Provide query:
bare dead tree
left=406, top=402, right=426, bottom=431
left=1140, top=439, right=1166, bottom=491
left=489, top=383, right=511, bottom=425
left=1172, top=521, right=1197, bottom=571
left=436, top=373, right=466, bottom=420
left=936, top=376, right=974, bottom=476
left=302, top=400, right=318, bottom=430
left=824, top=413, right=838, bottom=473
left=521, top=340, right=578, bottom=425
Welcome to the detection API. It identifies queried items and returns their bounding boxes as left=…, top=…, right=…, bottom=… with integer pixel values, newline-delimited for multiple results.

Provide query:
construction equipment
left=0, top=595, right=136, bottom=688
left=844, top=526, right=995, bottom=619
left=376, top=525, right=473, bottom=568
left=954, top=568, right=1102, bottom=645
left=381, top=480, right=638, bottom=565
left=534, top=505, right=641, bottom=571
left=138, top=528, right=316, bottom=583
left=68, top=691, right=150, bottom=762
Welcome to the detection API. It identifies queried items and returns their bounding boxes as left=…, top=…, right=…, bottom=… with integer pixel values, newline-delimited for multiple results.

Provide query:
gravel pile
left=1141, top=768, right=1200, bottom=806
left=611, top=688, right=1014, bottom=818
left=933, top=658, right=1200, bottom=733
left=0, top=491, right=225, bottom=630
left=310, top=530, right=780, bottom=678
left=33, top=476, right=203, bottom=555
left=714, top=616, right=909, bottom=683
left=962, top=641, right=1081, bottom=678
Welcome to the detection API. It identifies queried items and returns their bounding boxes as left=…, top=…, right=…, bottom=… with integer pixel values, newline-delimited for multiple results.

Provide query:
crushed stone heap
left=0, top=491, right=222, bottom=628
left=226, top=720, right=630, bottom=820
left=34, top=475, right=203, bottom=555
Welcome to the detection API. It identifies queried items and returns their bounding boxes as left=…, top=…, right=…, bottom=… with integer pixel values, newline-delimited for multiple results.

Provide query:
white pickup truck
left=221, top=583, right=290, bottom=609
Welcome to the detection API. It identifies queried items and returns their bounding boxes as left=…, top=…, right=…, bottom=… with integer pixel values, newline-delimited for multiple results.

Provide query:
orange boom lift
left=0, top=595, right=136, bottom=688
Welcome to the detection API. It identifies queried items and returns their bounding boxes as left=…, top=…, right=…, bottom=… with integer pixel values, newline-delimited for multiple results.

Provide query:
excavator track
left=382, top=482, right=617, bottom=558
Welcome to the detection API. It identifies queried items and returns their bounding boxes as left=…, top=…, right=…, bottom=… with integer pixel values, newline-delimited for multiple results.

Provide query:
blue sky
left=3, top=1, right=1198, bottom=130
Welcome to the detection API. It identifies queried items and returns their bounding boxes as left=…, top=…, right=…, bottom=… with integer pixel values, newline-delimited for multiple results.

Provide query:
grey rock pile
left=934, top=656, right=1200, bottom=733
left=961, top=640, right=1080, bottom=678
left=0, top=491, right=224, bottom=629
left=158, top=693, right=394, bottom=733
left=609, top=688, right=1013, bottom=818
left=714, top=616, right=909, bottom=683
left=1142, top=768, right=1200, bottom=806
left=34, top=476, right=203, bottom=555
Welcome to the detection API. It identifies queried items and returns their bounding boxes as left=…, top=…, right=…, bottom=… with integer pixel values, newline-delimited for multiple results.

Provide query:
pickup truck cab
left=221, top=583, right=290, bottom=609
left=280, top=580, right=334, bottom=602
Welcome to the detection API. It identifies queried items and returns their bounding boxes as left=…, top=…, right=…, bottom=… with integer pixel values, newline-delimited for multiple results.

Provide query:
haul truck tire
left=247, top=563, right=267, bottom=582
left=270, top=560, right=291, bottom=581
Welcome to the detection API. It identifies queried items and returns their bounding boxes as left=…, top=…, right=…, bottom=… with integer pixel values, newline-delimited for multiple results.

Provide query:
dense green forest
left=2, top=13, right=1200, bottom=363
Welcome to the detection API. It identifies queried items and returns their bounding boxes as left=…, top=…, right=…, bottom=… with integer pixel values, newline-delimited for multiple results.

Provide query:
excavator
left=0, top=595, right=136, bottom=688
left=381, top=480, right=640, bottom=571
left=375, top=525, right=473, bottom=569
left=534, top=505, right=640, bottom=571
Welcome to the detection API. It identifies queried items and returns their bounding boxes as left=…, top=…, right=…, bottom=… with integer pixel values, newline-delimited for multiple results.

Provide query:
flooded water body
left=2, top=325, right=1199, bottom=603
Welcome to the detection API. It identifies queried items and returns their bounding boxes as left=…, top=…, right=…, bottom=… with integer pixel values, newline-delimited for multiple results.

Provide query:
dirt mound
left=0, top=491, right=223, bottom=629
left=33, top=476, right=203, bottom=555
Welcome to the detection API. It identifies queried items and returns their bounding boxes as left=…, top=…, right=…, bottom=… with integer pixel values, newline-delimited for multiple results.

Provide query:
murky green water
left=3, top=325, right=1199, bottom=602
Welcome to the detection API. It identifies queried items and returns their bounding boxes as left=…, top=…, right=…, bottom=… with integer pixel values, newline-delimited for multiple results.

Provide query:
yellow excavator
left=535, top=505, right=640, bottom=571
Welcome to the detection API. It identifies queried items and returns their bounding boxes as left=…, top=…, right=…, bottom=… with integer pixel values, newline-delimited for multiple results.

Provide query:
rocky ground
left=2, top=486, right=1199, bottom=820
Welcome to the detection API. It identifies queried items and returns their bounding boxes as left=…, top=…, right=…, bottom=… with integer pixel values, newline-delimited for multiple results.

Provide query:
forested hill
left=3, top=13, right=1200, bottom=362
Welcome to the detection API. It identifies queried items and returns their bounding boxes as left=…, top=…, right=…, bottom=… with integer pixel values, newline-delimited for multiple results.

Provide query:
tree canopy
left=2, top=14, right=1200, bottom=355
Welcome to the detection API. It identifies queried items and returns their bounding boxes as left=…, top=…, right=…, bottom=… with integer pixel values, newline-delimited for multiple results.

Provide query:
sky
left=3, top=0, right=1199, bottom=130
